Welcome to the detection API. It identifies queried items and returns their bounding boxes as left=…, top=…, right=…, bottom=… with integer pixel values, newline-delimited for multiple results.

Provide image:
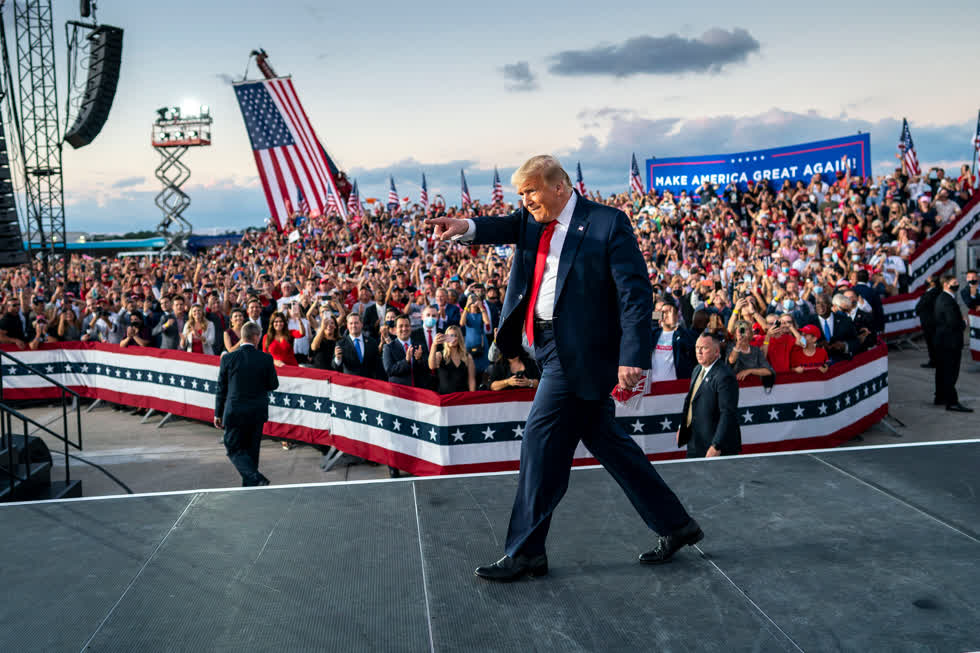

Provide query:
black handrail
left=0, top=349, right=84, bottom=499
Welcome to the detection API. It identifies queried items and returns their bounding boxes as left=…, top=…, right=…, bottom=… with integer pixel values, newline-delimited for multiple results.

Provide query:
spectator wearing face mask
left=413, top=305, right=442, bottom=354
left=725, top=320, right=774, bottom=382
left=933, top=275, right=971, bottom=412
left=959, top=270, right=979, bottom=310
left=762, top=313, right=804, bottom=374
left=789, top=325, right=829, bottom=373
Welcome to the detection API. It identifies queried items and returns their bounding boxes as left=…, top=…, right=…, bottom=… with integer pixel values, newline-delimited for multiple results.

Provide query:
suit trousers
left=923, top=326, right=937, bottom=365
left=934, top=346, right=961, bottom=407
left=505, top=325, right=691, bottom=557
left=224, top=417, right=266, bottom=486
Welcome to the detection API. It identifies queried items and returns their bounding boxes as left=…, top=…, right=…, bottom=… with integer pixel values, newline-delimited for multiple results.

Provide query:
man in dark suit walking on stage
left=933, top=275, right=972, bottom=412
left=427, top=155, right=700, bottom=581
left=214, top=321, right=280, bottom=486
left=677, top=333, right=742, bottom=458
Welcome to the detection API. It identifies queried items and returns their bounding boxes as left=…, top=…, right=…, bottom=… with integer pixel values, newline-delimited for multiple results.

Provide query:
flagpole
left=973, top=110, right=979, bottom=180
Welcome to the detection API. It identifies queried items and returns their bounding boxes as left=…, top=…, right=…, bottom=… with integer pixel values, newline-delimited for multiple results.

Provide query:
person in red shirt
left=762, top=313, right=804, bottom=374
left=790, top=325, right=829, bottom=373
left=262, top=311, right=298, bottom=367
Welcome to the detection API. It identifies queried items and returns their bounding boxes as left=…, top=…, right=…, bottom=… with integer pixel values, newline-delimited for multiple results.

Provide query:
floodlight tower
left=151, top=105, right=211, bottom=252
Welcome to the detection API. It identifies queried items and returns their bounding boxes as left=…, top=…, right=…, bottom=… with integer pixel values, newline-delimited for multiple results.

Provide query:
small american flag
left=973, top=110, right=980, bottom=189
left=347, top=180, right=362, bottom=217
left=325, top=188, right=339, bottom=215
left=297, top=188, right=310, bottom=215
left=898, top=118, right=920, bottom=176
left=461, top=169, right=471, bottom=207
left=420, top=173, right=429, bottom=208
left=387, top=176, right=399, bottom=212
left=233, top=77, right=346, bottom=227
left=491, top=168, right=504, bottom=204
left=630, top=153, right=645, bottom=195
left=575, top=162, right=586, bottom=195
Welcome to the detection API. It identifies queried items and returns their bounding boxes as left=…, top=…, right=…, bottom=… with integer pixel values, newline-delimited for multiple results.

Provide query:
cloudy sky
left=27, top=0, right=980, bottom=232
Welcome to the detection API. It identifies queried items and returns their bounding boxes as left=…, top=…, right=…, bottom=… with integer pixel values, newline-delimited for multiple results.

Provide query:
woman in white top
left=180, top=304, right=215, bottom=355
left=286, top=301, right=311, bottom=364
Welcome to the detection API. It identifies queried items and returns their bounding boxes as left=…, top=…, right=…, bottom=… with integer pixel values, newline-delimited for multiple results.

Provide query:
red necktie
left=525, top=220, right=557, bottom=346
left=426, top=329, right=433, bottom=350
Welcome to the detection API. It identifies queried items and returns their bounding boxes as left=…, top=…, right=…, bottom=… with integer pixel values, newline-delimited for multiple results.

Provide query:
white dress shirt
left=461, top=192, right=576, bottom=322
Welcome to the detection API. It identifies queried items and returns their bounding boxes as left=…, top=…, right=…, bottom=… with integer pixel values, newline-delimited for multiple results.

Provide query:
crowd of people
left=1, top=159, right=977, bottom=399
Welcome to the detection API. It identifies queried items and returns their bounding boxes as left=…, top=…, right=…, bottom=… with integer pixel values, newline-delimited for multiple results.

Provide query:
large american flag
left=575, top=162, right=587, bottom=195
left=420, top=173, right=428, bottom=208
left=630, top=153, right=645, bottom=194
left=491, top=168, right=504, bottom=204
left=233, top=77, right=347, bottom=227
left=461, top=170, right=471, bottom=207
left=898, top=118, right=920, bottom=176
left=347, top=180, right=362, bottom=217
left=387, top=176, right=399, bottom=212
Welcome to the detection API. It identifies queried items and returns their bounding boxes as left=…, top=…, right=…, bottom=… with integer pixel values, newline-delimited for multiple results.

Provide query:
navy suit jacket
left=853, top=283, right=885, bottom=333
left=471, top=194, right=652, bottom=400
left=383, top=339, right=428, bottom=386
left=215, top=344, right=279, bottom=426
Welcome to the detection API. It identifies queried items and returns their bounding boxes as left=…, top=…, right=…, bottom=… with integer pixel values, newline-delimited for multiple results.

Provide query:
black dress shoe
left=639, top=519, right=704, bottom=565
left=921, top=362, right=936, bottom=368
left=946, top=403, right=974, bottom=413
left=474, top=554, right=548, bottom=582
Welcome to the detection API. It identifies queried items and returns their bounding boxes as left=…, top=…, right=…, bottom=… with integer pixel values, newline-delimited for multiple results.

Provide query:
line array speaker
left=65, top=25, right=123, bottom=149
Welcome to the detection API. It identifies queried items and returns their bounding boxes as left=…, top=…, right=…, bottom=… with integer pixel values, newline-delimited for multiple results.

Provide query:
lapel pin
left=578, top=225, right=584, bottom=231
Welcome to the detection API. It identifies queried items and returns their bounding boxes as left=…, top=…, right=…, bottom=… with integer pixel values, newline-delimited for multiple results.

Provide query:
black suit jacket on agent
left=383, top=339, right=428, bottom=387
left=853, top=283, right=885, bottom=333
left=934, top=292, right=965, bottom=350
left=678, top=361, right=741, bottom=457
left=332, top=333, right=382, bottom=379
left=215, top=344, right=279, bottom=425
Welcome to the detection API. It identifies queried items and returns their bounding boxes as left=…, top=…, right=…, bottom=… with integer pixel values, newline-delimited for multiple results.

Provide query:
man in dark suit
left=677, top=333, right=741, bottom=458
left=842, top=289, right=877, bottom=354
left=428, top=155, right=699, bottom=581
left=434, top=288, right=461, bottom=331
left=214, top=321, right=279, bottom=486
left=933, top=275, right=972, bottom=412
left=332, top=313, right=381, bottom=379
left=914, top=275, right=942, bottom=367
left=803, top=295, right=859, bottom=363
left=382, top=314, right=427, bottom=387
left=959, top=269, right=979, bottom=310
left=853, top=269, right=885, bottom=334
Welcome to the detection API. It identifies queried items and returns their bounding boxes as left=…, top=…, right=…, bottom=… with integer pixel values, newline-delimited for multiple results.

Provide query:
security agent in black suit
left=382, top=314, right=427, bottom=387
left=960, top=270, right=980, bottom=310
left=915, top=275, right=942, bottom=367
left=933, top=275, right=972, bottom=412
left=677, top=333, right=742, bottom=458
left=331, top=313, right=381, bottom=379
left=214, top=321, right=280, bottom=486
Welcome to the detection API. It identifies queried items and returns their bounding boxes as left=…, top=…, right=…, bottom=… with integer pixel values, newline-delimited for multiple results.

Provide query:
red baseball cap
left=800, top=324, right=821, bottom=338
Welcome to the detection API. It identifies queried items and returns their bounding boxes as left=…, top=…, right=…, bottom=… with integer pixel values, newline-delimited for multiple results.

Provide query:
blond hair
left=511, top=155, right=572, bottom=190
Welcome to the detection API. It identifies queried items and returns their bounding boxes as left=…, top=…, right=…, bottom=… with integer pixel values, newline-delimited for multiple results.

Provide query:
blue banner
left=645, top=133, right=872, bottom=194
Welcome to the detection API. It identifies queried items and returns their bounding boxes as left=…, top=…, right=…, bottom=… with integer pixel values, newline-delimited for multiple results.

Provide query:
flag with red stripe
left=461, top=170, right=471, bottom=207
left=347, top=180, right=362, bottom=217
left=898, top=118, right=920, bottom=176
left=575, top=162, right=586, bottom=195
left=630, top=153, right=645, bottom=194
left=420, top=173, right=428, bottom=208
left=491, top=168, right=504, bottom=203
left=972, top=110, right=980, bottom=190
left=233, top=77, right=347, bottom=228
left=387, top=176, right=399, bottom=212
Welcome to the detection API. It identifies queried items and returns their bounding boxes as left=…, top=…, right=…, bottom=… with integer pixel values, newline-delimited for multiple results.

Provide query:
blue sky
left=28, top=0, right=980, bottom=232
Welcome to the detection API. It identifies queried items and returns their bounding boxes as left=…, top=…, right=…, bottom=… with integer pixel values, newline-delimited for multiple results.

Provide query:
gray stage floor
left=2, top=440, right=978, bottom=653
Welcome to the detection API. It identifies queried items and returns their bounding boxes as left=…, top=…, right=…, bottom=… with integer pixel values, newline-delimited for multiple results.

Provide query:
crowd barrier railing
left=1, top=342, right=888, bottom=476
left=883, top=189, right=980, bottom=338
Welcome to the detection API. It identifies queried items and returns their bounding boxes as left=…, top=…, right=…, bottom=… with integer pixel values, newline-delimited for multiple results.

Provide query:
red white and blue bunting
left=970, top=310, right=980, bottom=362
left=1, top=343, right=887, bottom=475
